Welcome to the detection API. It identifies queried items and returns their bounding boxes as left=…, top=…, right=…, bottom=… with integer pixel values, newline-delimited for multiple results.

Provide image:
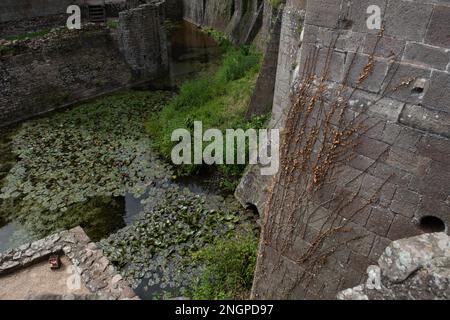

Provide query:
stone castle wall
left=181, top=0, right=270, bottom=49
left=0, top=0, right=78, bottom=23
left=0, top=1, right=169, bottom=127
left=118, top=1, right=169, bottom=79
left=0, top=26, right=133, bottom=127
left=248, top=0, right=450, bottom=299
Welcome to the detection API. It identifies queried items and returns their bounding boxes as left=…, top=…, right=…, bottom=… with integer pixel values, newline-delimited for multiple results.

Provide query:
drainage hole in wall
left=411, top=87, right=424, bottom=95
left=246, top=203, right=259, bottom=217
left=419, top=216, right=446, bottom=233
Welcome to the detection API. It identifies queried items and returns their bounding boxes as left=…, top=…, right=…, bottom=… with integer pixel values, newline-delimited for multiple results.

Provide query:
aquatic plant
left=99, top=190, right=253, bottom=298
left=0, top=91, right=173, bottom=240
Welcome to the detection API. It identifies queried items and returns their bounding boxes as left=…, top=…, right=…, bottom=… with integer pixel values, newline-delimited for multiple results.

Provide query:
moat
left=0, top=21, right=257, bottom=299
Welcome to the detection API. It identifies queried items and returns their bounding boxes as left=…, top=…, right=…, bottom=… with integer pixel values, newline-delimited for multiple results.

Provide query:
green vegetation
left=0, top=45, right=18, bottom=56
left=4, top=28, right=51, bottom=41
left=270, top=0, right=283, bottom=9
left=164, top=19, right=182, bottom=36
left=190, top=226, right=259, bottom=300
left=0, top=91, right=173, bottom=241
left=106, top=19, right=119, bottom=30
left=146, top=30, right=267, bottom=192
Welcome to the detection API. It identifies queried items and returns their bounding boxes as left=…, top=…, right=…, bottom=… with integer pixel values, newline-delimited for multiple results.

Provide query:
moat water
left=0, top=21, right=222, bottom=254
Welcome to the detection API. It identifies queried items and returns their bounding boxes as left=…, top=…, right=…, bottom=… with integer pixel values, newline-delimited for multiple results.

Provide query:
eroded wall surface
left=0, top=26, right=133, bottom=127
left=250, top=0, right=450, bottom=299
left=118, top=2, right=168, bottom=78
left=181, top=0, right=269, bottom=48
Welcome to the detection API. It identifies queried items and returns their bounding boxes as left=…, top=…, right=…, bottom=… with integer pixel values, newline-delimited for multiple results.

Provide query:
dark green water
left=0, top=21, right=222, bottom=253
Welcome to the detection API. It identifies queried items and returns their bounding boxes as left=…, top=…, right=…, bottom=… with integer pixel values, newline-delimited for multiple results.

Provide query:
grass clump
left=190, top=227, right=259, bottom=300
left=146, top=42, right=267, bottom=191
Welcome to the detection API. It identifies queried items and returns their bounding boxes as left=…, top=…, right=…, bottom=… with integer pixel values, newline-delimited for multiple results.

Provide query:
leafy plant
left=190, top=227, right=259, bottom=300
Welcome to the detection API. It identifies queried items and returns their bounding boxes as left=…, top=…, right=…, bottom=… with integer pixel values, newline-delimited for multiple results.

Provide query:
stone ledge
left=399, top=104, right=450, bottom=139
left=337, top=233, right=450, bottom=300
left=0, top=226, right=138, bottom=300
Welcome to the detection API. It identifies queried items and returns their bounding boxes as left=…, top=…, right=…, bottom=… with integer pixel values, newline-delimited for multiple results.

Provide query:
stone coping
left=0, top=226, right=138, bottom=300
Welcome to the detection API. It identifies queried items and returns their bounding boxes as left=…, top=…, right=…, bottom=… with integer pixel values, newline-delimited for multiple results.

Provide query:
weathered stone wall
left=236, top=0, right=305, bottom=213
left=249, top=0, right=450, bottom=299
left=0, top=26, right=133, bottom=127
left=181, top=0, right=270, bottom=49
left=246, top=5, right=284, bottom=119
left=338, top=233, right=450, bottom=300
left=0, top=14, right=69, bottom=38
left=0, top=0, right=77, bottom=23
left=118, top=2, right=169, bottom=79
left=0, top=1, right=129, bottom=38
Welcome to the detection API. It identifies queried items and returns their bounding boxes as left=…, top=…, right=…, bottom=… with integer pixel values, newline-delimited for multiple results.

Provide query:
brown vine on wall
left=252, top=26, right=417, bottom=298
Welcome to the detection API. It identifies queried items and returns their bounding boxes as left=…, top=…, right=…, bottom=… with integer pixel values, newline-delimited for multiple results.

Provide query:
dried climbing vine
left=253, top=25, right=415, bottom=298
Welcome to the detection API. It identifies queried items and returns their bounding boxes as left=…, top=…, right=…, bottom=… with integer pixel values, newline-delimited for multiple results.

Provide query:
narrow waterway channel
left=0, top=21, right=222, bottom=253
left=0, top=21, right=260, bottom=300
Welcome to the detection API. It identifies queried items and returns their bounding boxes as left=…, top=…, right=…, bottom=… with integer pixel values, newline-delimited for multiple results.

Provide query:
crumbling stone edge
left=0, top=226, right=138, bottom=300
left=337, top=232, right=450, bottom=300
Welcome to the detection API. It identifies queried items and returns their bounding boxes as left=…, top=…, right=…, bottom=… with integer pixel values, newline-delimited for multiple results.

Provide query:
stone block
left=384, top=146, right=430, bottom=176
left=384, top=63, right=432, bottom=105
left=346, top=226, right=376, bottom=257
left=423, top=70, right=450, bottom=114
left=364, top=34, right=406, bottom=59
left=417, top=134, right=450, bottom=165
left=347, top=0, right=387, bottom=34
left=399, top=104, right=450, bottom=139
left=348, top=154, right=376, bottom=172
left=315, top=47, right=347, bottom=82
left=366, top=207, right=395, bottom=237
left=425, top=5, right=450, bottom=48
left=345, top=53, right=390, bottom=93
left=368, top=98, right=405, bottom=122
left=369, top=236, right=391, bottom=262
left=384, top=0, right=433, bottom=42
left=387, top=214, right=421, bottom=240
left=408, top=161, right=450, bottom=199
left=338, top=195, right=371, bottom=226
left=403, top=42, right=450, bottom=70
left=347, top=251, right=371, bottom=274
left=419, top=195, right=450, bottom=223
left=305, top=0, right=342, bottom=28
left=355, top=136, right=390, bottom=160
left=381, top=121, right=402, bottom=145
left=362, top=117, right=386, bottom=141
left=393, top=126, right=421, bottom=152
left=393, top=188, right=421, bottom=207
